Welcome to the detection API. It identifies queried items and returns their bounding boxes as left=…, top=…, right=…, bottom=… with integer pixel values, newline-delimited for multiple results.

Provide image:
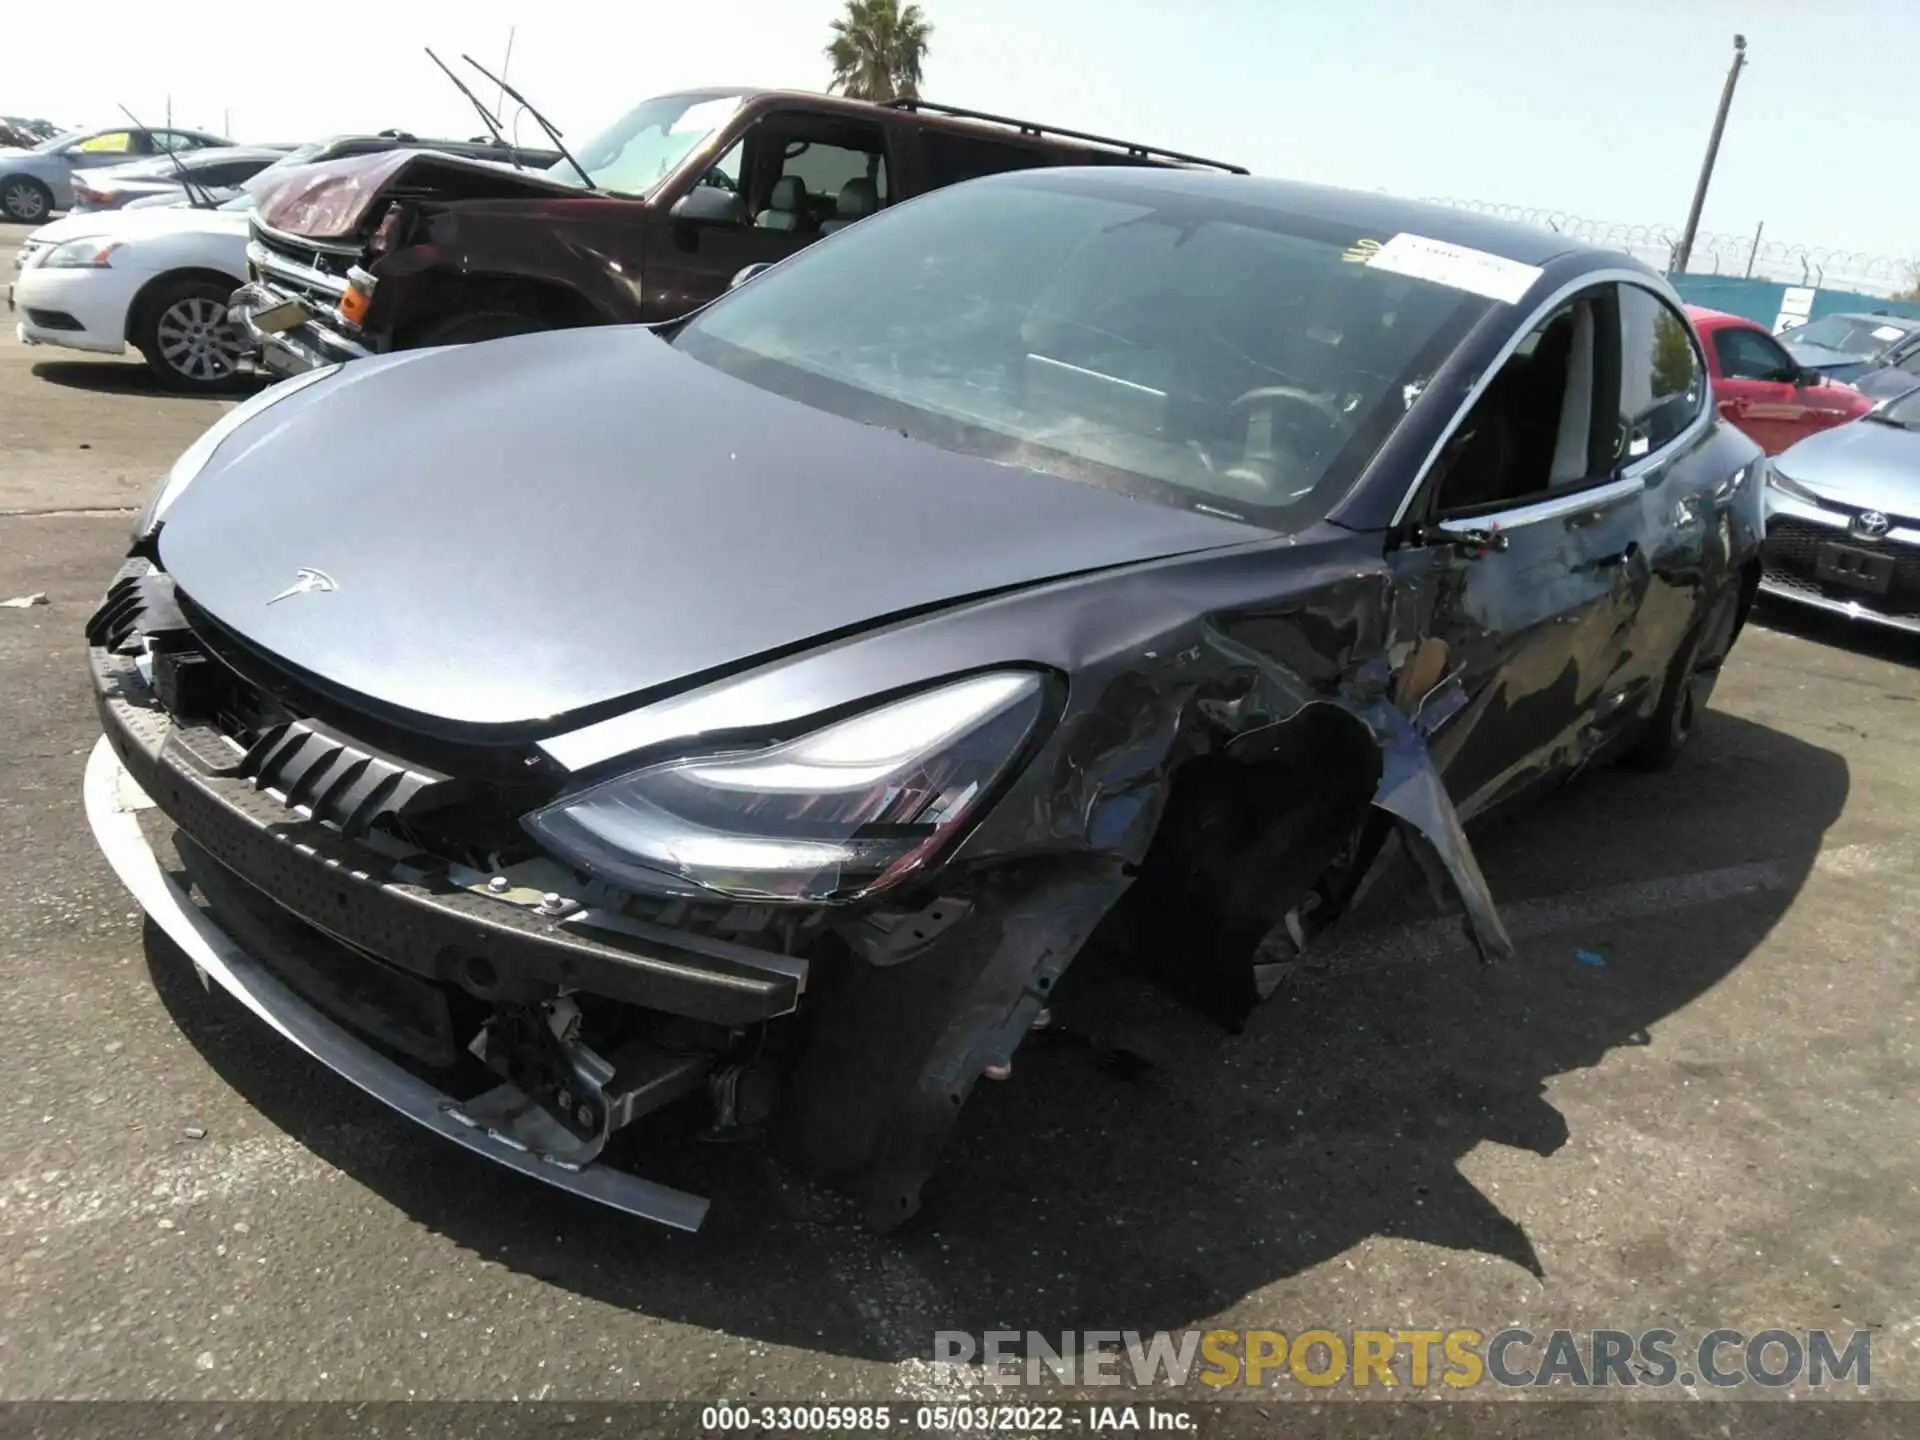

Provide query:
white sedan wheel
left=152, top=294, right=243, bottom=386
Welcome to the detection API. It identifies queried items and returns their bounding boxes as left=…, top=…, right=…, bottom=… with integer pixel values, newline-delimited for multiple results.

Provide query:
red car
left=1686, top=305, right=1872, bottom=453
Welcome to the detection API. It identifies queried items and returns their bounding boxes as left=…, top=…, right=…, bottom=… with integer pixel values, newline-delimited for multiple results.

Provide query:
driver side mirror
left=1793, top=366, right=1825, bottom=388
left=670, top=186, right=746, bottom=226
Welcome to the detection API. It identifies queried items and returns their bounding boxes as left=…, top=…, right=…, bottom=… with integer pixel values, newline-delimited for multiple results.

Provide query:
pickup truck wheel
left=133, top=277, right=245, bottom=392
left=410, top=310, right=552, bottom=347
left=2, top=176, right=52, bottom=222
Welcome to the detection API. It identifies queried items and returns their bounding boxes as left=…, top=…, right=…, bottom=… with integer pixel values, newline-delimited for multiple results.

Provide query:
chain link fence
left=1421, top=199, right=1917, bottom=298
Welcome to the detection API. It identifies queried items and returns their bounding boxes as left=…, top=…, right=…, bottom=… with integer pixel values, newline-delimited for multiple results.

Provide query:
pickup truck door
left=643, top=112, right=895, bottom=322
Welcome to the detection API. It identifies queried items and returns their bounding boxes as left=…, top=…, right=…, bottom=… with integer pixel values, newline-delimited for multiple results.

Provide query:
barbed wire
left=1421, top=198, right=1917, bottom=297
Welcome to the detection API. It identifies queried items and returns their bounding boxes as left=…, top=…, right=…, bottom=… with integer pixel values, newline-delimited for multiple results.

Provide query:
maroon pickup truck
left=229, top=88, right=1244, bottom=375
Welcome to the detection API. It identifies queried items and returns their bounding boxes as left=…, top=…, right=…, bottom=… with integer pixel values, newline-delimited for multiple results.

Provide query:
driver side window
left=1713, top=326, right=1793, bottom=382
left=1430, top=290, right=1616, bottom=518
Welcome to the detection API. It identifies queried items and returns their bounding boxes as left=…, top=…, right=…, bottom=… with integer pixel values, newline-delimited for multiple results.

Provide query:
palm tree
left=826, top=0, right=933, bottom=103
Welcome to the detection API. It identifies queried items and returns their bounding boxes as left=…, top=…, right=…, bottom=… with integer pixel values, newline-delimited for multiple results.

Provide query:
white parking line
left=1310, top=838, right=1913, bottom=975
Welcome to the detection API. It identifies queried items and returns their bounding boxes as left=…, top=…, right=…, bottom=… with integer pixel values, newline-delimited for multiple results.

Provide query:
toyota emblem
left=1852, top=511, right=1892, bottom=540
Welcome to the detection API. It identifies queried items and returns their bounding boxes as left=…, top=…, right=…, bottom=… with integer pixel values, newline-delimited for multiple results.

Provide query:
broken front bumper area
left=84, top=736, right=714, bottom=1230
left=85, top=595, right=817, bottom=1230
left=227, top=279, right=370, bottom=378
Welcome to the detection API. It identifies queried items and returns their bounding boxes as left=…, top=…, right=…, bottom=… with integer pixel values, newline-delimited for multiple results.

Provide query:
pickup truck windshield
left=550, top=93, right=745, bottom=196
left=674, top=173, right=1488, bottom=533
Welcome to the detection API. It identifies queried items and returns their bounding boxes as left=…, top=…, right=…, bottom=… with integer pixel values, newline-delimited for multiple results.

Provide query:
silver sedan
left=0, top=125, right=230, bottom=222
left=1761, top=387, right=1920, bottom=634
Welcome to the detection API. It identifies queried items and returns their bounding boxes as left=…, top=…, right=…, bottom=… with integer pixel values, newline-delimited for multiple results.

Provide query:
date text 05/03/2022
left=700, top=1404, right=1196, bottom=1432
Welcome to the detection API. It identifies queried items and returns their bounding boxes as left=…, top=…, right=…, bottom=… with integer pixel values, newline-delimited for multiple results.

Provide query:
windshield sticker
left=1365, top=233, right=1543, bottom=305
left=1872, top=325, right=1906, bottom=342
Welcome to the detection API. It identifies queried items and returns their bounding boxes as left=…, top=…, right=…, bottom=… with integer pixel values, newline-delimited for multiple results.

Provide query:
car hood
left=254, top=148, right=579, bottom=241
left=26, top=204, right=250, bottom=245
left=1774, top=417, right=1920, bottom=514
left=156, top=327, right=1269, bottom=728
left=1853, top=367, right=1920, bottom=403
left=1782, top=339, right=1864, bottom=370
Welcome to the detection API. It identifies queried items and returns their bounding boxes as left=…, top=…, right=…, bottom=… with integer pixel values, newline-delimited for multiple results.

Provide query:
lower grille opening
left=1763, top=518, right=1920, bottom=618
left=178, top=833, right=479, bottom=1070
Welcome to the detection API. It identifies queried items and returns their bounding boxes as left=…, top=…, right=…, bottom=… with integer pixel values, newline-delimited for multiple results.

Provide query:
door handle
left=1583, top=540, right=1640, bottom=572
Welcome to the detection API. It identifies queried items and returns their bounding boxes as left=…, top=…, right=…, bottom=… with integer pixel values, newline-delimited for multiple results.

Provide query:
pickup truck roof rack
left=881, top=97, right=1249, bottom=175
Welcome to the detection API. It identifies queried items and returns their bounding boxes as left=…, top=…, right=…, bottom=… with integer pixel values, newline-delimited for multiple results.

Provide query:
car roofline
left=982, top=166, right=1620, bottom=271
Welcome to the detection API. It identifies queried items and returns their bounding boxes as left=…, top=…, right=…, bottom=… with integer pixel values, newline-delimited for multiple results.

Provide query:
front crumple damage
left=255, top=149, right=577, bottom=242
left=93, top=523, right=1513, bottom=1232
left=790, top=550, right=1511, bottom=1224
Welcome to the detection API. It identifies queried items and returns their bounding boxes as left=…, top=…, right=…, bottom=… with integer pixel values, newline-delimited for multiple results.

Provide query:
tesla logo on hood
left=267, top=567, right=338, bottom=604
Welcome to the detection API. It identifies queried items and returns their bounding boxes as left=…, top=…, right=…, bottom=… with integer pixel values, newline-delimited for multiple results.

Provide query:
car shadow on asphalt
left=30, top=358, right=268, bottom=400
left=143, top=709, right=1847, bottom=1364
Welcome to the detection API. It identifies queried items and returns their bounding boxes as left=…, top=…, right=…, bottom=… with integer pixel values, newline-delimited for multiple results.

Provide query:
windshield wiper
left=423, top=48, right=522, bottom=170
left=118, top=103, right=213, bottom=208
left=460, top=53, right=594, bottom=191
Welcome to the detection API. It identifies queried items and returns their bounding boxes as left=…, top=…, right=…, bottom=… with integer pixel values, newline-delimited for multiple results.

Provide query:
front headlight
left=524, top=671, right=1048, bottom=903
left=1765, top=461, right=1824, bottom=506
left=134, top=363, right=342, bottom=539
left=40, top=237, right=123, bottom=269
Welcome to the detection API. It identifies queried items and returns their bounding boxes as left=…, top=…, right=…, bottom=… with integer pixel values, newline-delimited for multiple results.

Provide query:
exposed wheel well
left=392, top=272, right=607, bottom=347
left=1096, top=706, right=1383, bottom=1020
left=124, top=269, right=242, bottom=345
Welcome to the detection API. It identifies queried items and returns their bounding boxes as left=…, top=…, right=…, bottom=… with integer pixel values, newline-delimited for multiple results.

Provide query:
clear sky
left=9, top=0, right=1914, bottom=262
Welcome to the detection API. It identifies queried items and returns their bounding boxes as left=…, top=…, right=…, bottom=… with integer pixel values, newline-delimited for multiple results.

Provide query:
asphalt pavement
left=2, top=220, right=1917, bottom=1407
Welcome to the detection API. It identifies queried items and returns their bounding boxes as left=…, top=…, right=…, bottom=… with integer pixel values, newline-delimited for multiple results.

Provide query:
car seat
left=755, top=176, right=809, bottom=231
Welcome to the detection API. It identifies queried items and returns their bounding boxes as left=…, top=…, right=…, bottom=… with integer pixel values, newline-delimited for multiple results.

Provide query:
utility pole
left=1673, top=34, right=1747, bottom=276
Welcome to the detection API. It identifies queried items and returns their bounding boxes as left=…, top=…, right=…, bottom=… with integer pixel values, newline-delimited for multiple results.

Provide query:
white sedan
left=10, top=199, right=251, bottom=390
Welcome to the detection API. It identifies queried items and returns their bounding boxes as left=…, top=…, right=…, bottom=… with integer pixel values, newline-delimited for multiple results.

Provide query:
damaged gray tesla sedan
left=83, top=168, right=1766, bottom=1232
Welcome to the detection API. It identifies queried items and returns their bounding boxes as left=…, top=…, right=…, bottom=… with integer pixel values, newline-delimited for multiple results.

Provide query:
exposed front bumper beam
left=83, top=735, right=712, bottom=1231
left=228, top=281, right=371, bottom=377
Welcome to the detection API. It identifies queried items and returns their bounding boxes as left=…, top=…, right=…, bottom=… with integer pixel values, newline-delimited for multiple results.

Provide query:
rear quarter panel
left=1628, top=416, right=1764, bottom=688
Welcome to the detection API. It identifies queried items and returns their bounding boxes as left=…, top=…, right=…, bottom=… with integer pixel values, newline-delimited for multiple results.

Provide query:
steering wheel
left=701, top=167, right=737, bottom=193
left=1192, top=384, right=1344, bottom=503
left=1228, top=384, right=1346, bottom=427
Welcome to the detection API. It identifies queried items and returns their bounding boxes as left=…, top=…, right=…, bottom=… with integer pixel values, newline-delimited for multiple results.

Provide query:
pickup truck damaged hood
left=155, top=326, right=1266, bottom=728
left=253, top=148, right=581, bottom=241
